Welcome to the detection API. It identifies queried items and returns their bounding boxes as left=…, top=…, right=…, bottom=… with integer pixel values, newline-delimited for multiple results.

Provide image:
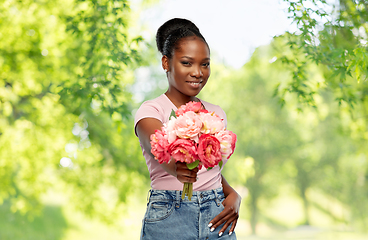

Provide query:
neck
left=164, top=91, right=199, bottom=109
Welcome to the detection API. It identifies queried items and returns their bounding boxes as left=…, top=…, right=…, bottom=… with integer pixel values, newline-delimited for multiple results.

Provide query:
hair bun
left=156, top=18, right=200, bottom=54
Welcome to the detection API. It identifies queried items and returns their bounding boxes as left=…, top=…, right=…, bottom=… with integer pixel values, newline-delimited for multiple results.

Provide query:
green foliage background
left=0, top=0, right=147, bottom=228
left=1, top=0, right=368, bottom=239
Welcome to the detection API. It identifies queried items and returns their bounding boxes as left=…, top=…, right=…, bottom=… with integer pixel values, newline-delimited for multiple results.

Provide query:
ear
left=162, top=55, right=170, bottom=72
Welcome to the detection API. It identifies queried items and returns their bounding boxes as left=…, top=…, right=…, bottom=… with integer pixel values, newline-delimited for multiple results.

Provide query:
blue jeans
left=140, top=187, right=236, bottom=240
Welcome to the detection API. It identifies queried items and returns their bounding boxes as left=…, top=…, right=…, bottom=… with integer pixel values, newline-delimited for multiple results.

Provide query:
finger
left=186, top=175, right=196, bottom=183
left=228, top=219, right=238, bottom=235
left=209, top=210, right=228, bottom=230
left=185, top=171, right=198, bottom=180
left=177, top=176, right=192, bottom=183
left=182, top=169, right=197, bottom=178
left=176, top=166, right=196, bottom=175
left=218, top=215, right=237, bottom=236
left=175, top=162, right=188, bottom=171
left=210, top=206, right=238, bottom=230
left=177, top=162, right=199, bottom=172
left=192, top=166, right=199, bottom=173
left=177, top=173, right=197, bottom=183
left=176, top=167, right=198, bottom=178
left=208, top=212, right=223, bottom=228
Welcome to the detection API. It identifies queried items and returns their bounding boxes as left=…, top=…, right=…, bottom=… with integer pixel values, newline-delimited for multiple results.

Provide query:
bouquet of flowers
left=150, top=101, right=237, bottom=200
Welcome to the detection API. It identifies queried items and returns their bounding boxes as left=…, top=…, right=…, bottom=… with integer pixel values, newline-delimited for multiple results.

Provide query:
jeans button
left=200, top=193, right=203, bottom=198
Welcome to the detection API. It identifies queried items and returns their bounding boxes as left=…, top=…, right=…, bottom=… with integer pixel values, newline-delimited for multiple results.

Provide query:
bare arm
left=209, top=174, right=241, bottom=236
left=136, top=118, right=198, bottom=183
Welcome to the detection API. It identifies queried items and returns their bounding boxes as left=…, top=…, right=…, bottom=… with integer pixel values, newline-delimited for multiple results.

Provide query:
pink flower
left=150, top=129, right=171, bottom=164
left=228, top=130, right=237, bottom=158
left=164, top=117, right=178, bottom=144
left=199, top=112, right=224, bottom=134
left=198, top=109, right=209, bottom=114
left=215, top=130, right=237, bottom=159
left=175, top=101, right=202, bottom=116
left=174, top=111, right=202, bottom=139
left=197, top=134, right=222, bottom=168
left=167, top=139, right=198, bottom=164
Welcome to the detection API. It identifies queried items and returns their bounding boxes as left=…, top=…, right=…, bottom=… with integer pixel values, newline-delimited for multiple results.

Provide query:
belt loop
left=146, top=189, right=152, bottom=205
left=213, top=189, right=220, bottom=206
left=175, top=190, right=181, bottom=208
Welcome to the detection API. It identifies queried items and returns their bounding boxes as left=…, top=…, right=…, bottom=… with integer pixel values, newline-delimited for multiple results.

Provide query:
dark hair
left=156, top=18, right=209, bottom=58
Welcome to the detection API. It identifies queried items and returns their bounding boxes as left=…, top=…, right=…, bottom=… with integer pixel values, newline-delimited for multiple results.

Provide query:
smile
left=186, top=81, right=203, bottom=88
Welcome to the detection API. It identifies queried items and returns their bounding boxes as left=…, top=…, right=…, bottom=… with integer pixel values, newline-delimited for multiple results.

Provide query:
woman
left=135, top=18, right=241, bottom=239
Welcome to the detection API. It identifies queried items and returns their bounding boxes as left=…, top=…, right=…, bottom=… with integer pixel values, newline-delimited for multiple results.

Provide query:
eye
left=202, top=62, right=210, bottom=67
left=181, top=61, right=191, bottom=66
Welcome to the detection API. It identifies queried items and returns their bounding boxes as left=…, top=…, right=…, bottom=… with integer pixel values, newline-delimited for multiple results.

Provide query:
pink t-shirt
left=134, top=94, right=229, bottom=191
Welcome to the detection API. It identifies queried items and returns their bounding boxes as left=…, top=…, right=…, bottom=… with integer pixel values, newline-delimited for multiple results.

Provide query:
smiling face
left=163, top=36, right=210, bottom=106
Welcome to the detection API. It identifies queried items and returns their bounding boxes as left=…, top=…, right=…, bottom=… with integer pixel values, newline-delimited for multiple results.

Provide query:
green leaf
left=219, top=160, right=223, bottom=170
left=187, top=160, right=199, bottom=170
left=170, top=109, right=177, bottom=119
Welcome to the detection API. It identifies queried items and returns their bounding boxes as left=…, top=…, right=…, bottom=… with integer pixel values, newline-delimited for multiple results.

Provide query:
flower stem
left=182, top=182, right=188, bottom=200
left=181, top=182, right=193, bottom=201
left=188, top=182, right=193, bottom=200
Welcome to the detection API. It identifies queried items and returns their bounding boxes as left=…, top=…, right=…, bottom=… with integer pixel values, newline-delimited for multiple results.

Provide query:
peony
left=164, top=116, right=178, bottom=144
left=174, top=111, right=202, bottom=139
left=150, top=129, right=171, bottom=164
left=228, top=130, right=237, bottom=158
left=197, top=134, right=222, bottom=168
left=175, top=101, right=202, bottom=116
left=215, top=130, right=237, bottom=159
left=199, top=112, right=225, bottom=134
left=198, top=109, right=209, bottom=114
left=167, top=139, right=198, bottom=164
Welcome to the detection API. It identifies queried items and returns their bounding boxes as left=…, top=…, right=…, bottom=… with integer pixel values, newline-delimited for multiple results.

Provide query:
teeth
left=188, top=81, right=202, bottom=86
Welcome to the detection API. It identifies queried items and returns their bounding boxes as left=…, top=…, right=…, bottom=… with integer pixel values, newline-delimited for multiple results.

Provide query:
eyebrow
left=181, top=56, right=211, bottom=61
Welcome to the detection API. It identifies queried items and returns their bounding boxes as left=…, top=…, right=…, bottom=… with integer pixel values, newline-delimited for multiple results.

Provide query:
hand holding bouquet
left=150, top=101, right=236, bottom=200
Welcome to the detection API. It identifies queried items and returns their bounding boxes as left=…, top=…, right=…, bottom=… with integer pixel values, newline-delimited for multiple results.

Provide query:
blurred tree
left=0, top=0, right=148, bottom=222
left=201, top=34, right=368, bottom=233
left=279, top=0, right=368, bottom=230
left=279, top=0, right=368, bottom=110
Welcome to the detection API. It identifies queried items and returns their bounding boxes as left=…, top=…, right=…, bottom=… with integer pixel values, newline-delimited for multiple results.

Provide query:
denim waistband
left=147, top=187, right=224, bottom=205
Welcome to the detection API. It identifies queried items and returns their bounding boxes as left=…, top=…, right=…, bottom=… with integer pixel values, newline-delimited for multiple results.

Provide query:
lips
left=186, top=80, right=203, bottom=88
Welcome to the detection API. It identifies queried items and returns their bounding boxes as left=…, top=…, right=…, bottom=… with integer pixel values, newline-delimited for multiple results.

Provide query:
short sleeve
left=134, top=100, right=164, bottom=136
left=219, top=107, right=228, bottom=129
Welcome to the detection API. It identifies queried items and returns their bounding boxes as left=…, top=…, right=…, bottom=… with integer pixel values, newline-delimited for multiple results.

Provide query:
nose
left=190, top=66, right=203, bottom=78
